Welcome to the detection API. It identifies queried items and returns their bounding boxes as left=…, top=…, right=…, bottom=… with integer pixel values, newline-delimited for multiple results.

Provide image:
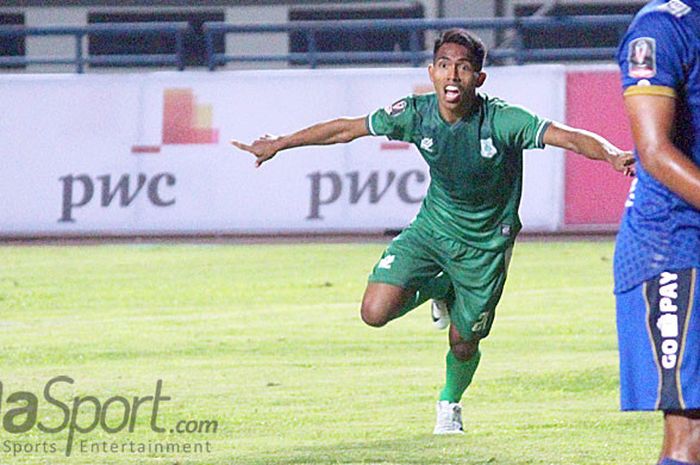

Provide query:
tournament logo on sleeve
left=384, top=99, right=408, bottom=117
left=657, top=0, right=691, bottom=18
left=628, top=37, right=657, bottom=79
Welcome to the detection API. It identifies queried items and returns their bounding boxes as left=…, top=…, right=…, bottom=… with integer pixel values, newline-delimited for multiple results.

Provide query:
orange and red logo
left=132, top=88, right=219, bottom=154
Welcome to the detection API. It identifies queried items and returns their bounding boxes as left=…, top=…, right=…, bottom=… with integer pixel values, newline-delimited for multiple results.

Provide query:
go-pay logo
left=0, top=376, right=170, bottom=456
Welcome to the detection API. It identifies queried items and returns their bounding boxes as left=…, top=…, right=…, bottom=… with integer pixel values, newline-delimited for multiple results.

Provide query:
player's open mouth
left=444, top=85, right=461, bottom=103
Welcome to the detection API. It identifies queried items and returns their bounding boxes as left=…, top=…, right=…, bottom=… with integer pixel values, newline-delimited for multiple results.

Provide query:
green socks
left=397, top=272, right=453, bottom=317
left=439, top=349, right=481, bottom=403
left=389, top=273, right=479, bottom=404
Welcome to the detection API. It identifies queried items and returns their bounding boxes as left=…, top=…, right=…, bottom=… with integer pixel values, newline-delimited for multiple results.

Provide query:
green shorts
left=368, top=222, right=513, bottom=341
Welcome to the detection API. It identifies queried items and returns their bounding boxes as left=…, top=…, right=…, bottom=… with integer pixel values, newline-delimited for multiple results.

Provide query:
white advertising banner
left=0, top=66, right=565, bottom=236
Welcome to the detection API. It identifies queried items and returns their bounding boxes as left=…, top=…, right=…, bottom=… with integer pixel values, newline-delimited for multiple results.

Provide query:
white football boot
left=433, top=400, right=464, bottom=434
left=431, top=299, right=450, bottom=330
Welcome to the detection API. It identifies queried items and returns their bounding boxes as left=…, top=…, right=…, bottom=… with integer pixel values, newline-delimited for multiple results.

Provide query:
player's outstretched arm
left=542, top=121, right=635, bottom=176
left=625, top=94, right=700, bottom=210
left=231, top=116, right=369, bottom=167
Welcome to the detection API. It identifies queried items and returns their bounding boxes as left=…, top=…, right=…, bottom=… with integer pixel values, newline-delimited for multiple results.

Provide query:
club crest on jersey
left=628, top=37, right=657, bottom=79
left=384, top=99, right=407, bottom=117
left=420, top=137, right=434, bottom=152
left=480, top=137, right=497, bottom=159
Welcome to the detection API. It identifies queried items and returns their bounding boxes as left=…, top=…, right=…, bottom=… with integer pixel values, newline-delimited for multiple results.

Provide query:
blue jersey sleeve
left=618, top=9, right=688, bottom=98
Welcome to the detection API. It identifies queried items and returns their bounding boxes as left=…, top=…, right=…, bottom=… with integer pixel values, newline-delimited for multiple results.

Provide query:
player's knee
left=361, top=283, right=408, bottom=327
left=451, top=339, right=479, bottom=361
left=360, top=297, right=392, bottom=327
left=360, top=303, right=390, bottom=327
left=665, top=410, right=700, bottom=451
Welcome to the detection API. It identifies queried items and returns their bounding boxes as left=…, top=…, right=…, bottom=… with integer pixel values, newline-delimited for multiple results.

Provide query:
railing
left=0, top=22, right=190, bottom=73
left=0, top=16, right=634, bottom=73
left=203, top=16, right=633, bottom=70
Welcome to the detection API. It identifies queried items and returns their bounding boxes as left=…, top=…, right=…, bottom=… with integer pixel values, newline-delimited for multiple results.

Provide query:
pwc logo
left=131, top=88, right=219, bottom=154
left=59, top=88, right=219, bottom=223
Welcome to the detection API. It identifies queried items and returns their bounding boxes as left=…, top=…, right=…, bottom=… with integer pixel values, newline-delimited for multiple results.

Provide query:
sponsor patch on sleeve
left=628, top=37, right=657, bottom=79
left=384, top=99, right=408, bottom=117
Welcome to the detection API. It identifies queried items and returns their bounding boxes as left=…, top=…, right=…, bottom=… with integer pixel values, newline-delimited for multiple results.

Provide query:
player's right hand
left=230, top=134, right=281, bottom=168
left=610, top=150, right=636, bottom=177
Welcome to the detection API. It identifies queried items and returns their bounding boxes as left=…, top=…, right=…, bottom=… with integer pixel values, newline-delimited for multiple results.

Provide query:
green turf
left=0, top=241, right=659, bottom=465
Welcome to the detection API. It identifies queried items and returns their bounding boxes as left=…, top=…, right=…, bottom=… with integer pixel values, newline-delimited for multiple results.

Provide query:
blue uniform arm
left=624, top=94, right=700, bottom=209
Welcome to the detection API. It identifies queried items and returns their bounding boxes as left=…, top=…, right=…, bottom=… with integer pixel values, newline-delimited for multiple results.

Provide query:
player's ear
left=428, top=63, right=436, bottom=84
left=475, top=71, right=487, bottom=88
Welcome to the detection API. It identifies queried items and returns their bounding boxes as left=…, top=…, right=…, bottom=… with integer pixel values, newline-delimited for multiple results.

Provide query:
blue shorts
left=616, top=268, right=700, bottom=411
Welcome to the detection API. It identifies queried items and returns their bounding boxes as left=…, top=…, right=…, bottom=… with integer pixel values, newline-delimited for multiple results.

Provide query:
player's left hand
left=610, top=151, right=636, bottom=177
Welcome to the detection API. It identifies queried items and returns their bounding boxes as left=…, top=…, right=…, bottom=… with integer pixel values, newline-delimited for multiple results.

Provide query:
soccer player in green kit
left=232, top=29, right=634, bottom=434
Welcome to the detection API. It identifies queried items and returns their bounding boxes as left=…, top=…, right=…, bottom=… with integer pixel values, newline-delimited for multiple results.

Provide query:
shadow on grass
left=227, top=435, right=503, bottom=465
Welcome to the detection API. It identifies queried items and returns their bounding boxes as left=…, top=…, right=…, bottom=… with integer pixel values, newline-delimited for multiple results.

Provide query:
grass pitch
left=0, top=241, right=658, bottom=465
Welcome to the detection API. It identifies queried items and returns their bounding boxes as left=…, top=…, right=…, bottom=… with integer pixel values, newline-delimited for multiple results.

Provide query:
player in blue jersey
left=616, top=1, right=700, bottom=464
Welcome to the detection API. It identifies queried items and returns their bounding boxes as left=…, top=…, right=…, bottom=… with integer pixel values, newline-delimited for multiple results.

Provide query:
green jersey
left=366, top=92, right=550, bottom=251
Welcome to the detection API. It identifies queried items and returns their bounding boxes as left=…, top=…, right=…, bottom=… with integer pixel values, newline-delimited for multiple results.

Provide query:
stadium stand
left=0, top=0, right=645, bottom=73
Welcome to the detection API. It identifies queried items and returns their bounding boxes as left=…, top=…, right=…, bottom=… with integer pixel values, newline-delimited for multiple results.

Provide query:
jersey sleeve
left=365, top=96, right=416, bottom=142
left=493, top=104, right=551, bottom=151
left=618, top=11, right=687, bottom=99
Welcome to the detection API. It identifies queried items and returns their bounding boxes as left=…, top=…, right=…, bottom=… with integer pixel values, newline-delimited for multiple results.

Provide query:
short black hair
left=433, top=29, right=486, bottom=71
